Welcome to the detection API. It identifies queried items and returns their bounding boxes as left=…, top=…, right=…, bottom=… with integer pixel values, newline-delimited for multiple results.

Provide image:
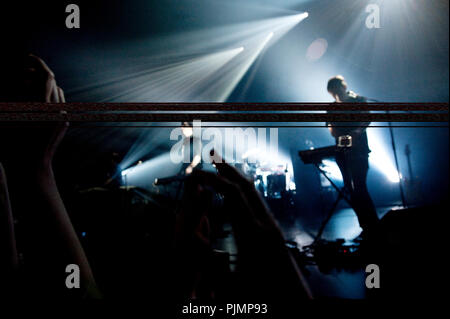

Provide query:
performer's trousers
left=335, top=152, right=379, bottom=233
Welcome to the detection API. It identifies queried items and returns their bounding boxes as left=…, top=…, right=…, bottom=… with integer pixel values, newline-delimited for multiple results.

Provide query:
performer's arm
left=0, top=163, right=19, bottom=275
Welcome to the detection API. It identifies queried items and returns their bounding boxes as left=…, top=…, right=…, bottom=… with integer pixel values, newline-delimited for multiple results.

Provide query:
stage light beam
left=210, top=32, right=275, bottom=102
left=67, top=11, right=308, bottom=102
left=367, top=130, right=401, bottom=183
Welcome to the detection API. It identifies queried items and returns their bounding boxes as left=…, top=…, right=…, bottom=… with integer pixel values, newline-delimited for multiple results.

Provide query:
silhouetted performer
left=180, top=122, right=202, bottom=175
left=326, top=76, right=379, bottom=238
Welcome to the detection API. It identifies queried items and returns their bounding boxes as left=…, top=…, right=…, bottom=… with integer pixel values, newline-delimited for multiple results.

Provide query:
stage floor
left=282, top=205, right=398, bottom=299
left=214, top=205, right=400, bottom=299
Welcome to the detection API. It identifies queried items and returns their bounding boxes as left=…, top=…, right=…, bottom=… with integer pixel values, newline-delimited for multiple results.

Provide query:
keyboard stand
left=312, top=163, right=353, bottom=245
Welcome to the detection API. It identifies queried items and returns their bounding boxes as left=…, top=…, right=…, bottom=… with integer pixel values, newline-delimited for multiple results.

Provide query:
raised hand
left=0, top=55, right=99, bottom=299
left=184, top=150, right=313, bottom=301
left=22, top=54, right=65, bottom=103
left=0, top=162, right=19, bottom=275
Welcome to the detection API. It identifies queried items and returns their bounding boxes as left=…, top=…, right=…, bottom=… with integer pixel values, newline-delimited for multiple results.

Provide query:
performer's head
left=181, top=121, right=193, bottom=138
left=327, top=75, right=348, bottom=102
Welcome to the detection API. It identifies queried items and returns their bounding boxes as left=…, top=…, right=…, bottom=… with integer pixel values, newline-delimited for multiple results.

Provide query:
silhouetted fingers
left=48, top=81, right=60, bottom=103
left=209, top=149, right=277, bottom=225
left=27, top=54, right=55, bottom=79
left=209, top=149, right=253, bottom=187
left=188, top=169, right=239, bottom=197
left=57, top=87, right=65, bottom=103
left=26, top=54, right=57, bottom=102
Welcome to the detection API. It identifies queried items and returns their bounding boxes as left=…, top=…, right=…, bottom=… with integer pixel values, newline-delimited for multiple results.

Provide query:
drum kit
left=151, top=158, right=292, bottom=201
left=245, top=159, right=289, bottom=199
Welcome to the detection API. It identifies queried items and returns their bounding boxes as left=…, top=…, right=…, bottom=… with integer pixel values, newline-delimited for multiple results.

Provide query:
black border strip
left=0, top=102, right=448, bottom=112
left=0, top=112, right=447, bottom=122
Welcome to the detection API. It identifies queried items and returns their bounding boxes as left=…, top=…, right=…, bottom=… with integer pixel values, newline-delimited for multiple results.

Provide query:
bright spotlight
left=321, top=160, right=343, bottom=181
left=389, top=172, right=401, bottom=184
left=367, top=130, right=401, bottom=183
left=294, top=12, right=309, bottom=22
left=370, top=151, right=401, bottom=183
left=120, top=153, right=182, bottom=188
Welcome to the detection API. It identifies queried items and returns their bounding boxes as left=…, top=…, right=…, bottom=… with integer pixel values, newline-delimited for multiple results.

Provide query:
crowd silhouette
left=0, top=55, right=312, bottom=306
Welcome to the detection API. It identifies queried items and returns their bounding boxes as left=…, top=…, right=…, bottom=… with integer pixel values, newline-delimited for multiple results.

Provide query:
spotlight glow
left=211, top=32, right=275, bottom=102
left=121, top=153, right=182, bottom=188
left=321, top=159, right=343, bottom=181
left=105, top=47, right=245, bottom=102
left=67, top=12, right=308, bottom=102
left=367, top=130, right=401, bottom=183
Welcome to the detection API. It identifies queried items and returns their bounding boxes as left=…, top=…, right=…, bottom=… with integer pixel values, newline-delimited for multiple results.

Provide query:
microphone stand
left=366, top=98, right=407, bottom=208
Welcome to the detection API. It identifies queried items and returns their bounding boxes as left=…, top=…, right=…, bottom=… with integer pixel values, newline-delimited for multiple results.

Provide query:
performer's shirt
left=327, top=91, right=371, bottom=156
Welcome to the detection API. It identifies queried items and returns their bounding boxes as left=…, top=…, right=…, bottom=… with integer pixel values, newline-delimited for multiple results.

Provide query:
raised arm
left=185, top=151, right=313, bottom=301
left=0, top=162, right=19, bottom=276
left=1, top=54, right=99, bottom=298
